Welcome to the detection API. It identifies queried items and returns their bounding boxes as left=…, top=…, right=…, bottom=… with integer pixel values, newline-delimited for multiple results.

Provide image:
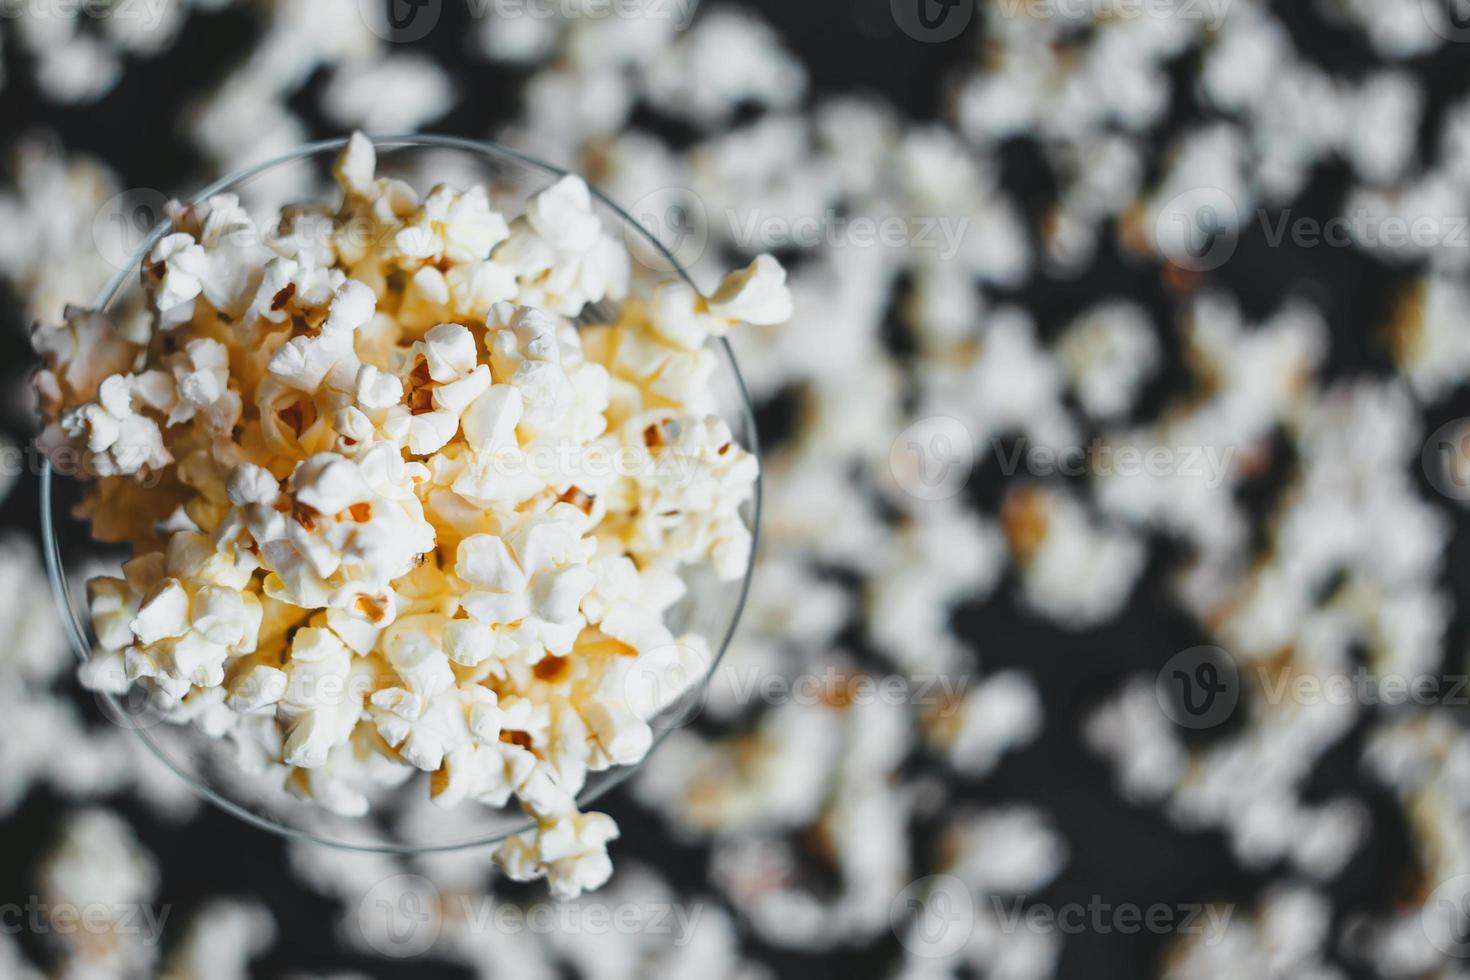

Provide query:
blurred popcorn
left=320, top=54, right=455, bottom=132
left=160, top=900, right=276, bottom=980
left=3, top=0, right=1470, bottom=976
left=0, top=137, right=121, bottom=322
left=36, top=808, right=162, bottom=977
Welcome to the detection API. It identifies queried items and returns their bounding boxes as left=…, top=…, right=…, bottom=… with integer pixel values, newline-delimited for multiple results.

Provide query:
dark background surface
left=0, top=2, right=1467, bottom=978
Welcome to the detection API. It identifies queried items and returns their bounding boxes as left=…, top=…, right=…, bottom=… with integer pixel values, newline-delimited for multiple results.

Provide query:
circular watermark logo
left=1423, top=418, right=1470, bottom=502
left=1424, top=874, right=1470, bottom=957
left=619, top=640, right=713, bottom=733
left=1154, top=188, right=1241, bottom=272
left=624, top=186, right=709, bottom=274
left=87, top=661, right=169, bottom=732
left=891, top=0, right=975, bottom=42
left=1422, top=0, right=1470, bottom=42
left=359, top=0, right=444, bottom=42
left=93, top=188, right=170, bottom=272
left=1155, top=645, right=1240, bottom=730
left=94, top=687, right=171, bottom=732
left=357, top=874, right=443, bottom=958
left=889, top=416, right=975, bottom=501
left=891, top=874, right=975, bottom=959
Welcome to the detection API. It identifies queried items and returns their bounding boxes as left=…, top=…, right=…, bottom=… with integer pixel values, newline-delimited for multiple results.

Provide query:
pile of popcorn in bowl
left=32, top=133, right=789, bottom=899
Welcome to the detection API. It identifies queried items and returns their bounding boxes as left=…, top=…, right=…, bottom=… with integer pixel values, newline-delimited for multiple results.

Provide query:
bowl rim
left=40, top=131, right=762, bottom=854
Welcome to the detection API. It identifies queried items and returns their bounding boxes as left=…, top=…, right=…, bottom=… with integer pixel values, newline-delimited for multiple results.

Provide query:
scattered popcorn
left=9, top=0, right=1470, bottom=976
left=1001, top=485, right=1146, bottom=628
left=1056, top=301, right=1160, bottom=422
left=36, top=809, right=161, bottom=978
left=160, top=899, right=276, bottom=980
left=320, top=55, right=456, bottom=133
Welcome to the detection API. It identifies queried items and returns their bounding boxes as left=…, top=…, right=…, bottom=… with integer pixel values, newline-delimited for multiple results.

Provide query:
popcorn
left=18, top=1, right=1470, bottom=975
left=1056, top=301, right=1160, bottom=421
left=32, top=304, right=140, bottom=413
left=62, top=371, right=174, bottom=477
left=497, top=810, right=620, bottom=900
left=160, top=900, right=276, bottom=980
left=37, top=809, right=161, bottom=978
left=453, top=507, right=598, bottom=665
left=320, top=54, right=455, bottom=133
left=49, top=133, right=780, bottom=898
left=395, top=185, right=510, bottom=267
left=495, top=175, right=631, bottom=316
left=146, top=232, right=210, bottom=327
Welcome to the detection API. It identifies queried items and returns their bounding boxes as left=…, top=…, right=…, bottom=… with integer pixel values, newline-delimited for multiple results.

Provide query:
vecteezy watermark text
left=0, top=0, right=172, bottom=30
left=993, top=437, right=1237, bottom=488
left=1155, top=643, right=1470, bottom=732
left=725, top=209, right=972, bottom=261
left=357, top=875, right=705, bottom=957
left=356, top=0, right=699, bottom=42
left=993, top=0, right=1231, bottom=30
left=472, top=0, right=699, bottom=26
left=890, top=874, right=1235, bottom=960
left=716, top=666, right=967, bottom=713
left=1156, top=188, right=1470, bottom=272
left=886, top=417, right=1241, bottom=503
left=2, top=899, right=171, bottom=945
left=989, top=896, right=1235, bottom=942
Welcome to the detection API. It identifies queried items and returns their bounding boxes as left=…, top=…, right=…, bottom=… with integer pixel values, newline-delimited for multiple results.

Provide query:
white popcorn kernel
left=457, top=534, right=528, bottom=593
left=432, top=364, right=492, bottom=416
left=353, top=364, right=404, bottom=411
left=37, top=808, right=158, bottom=976
left=334, top=132, right=377, bottom=198
left=706, top=254, right=794, bottom=327
left=372, top=682, right=498, bottom=773
left=434, top=740, right=536, bottom=810
left=421, top=322, right=479, bottom=383
left=63, top=373, right=173, bottom=477
left=396, top=184, right=511, bottom=266
left=496, top=176, right=630, bottom=316
left=227, top=663, right=289, bottom=713
left=496, top=810, right=620, bottom=900
left=130, top=578, right=191, bottom=646
left=444, top=619, right=495, bottom=667
left=407, top=410, right=462, bottom=457
left=160, top=899, right=275, bottom=980
left=460, top=383, right=524, bottom=454
left=146, top=232, right=209, bottom=326
left=326, top=278, right=378, bottom=334
left=292, top=453, right=372, bottom=517
left=579, top=699, right=653, bottom=767
left=32, top=305, right=140, bottom=412
left=277, top=627, right=362, bottom=769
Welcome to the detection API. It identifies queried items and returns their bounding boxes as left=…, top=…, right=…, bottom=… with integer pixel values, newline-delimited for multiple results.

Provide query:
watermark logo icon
left=87, top=660, right=169, bottom=732
left=1156, top=646, right=1239, bottom=730
left=1154, top=188, right=1241, bottom=272
left=1424, top=874, right=1470, bottom=957
left=892, top=0, right=974, bottom=41
left=357, top=874, right=442, bottom=958
left=1422, top=0, right=1470, bottom=42
left=359, top=0, right=443, bottom=42
left=892, top=874, right=975, bottom=958
left=93, top=188, right=169, bottom=272
left=625, top=186, right=709, bottom=273
left=1423, top=418, right=1470, bottom=502
left=890, top=416, right=975, bottom=501
left=619, top=640, right=713, bottom=733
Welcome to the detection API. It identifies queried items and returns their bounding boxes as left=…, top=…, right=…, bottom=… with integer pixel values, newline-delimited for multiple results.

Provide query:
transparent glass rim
left=40, top=132, right=762, bottom=854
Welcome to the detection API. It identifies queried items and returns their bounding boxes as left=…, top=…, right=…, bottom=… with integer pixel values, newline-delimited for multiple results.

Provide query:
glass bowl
left=40, top=134, right=760, bottom=854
